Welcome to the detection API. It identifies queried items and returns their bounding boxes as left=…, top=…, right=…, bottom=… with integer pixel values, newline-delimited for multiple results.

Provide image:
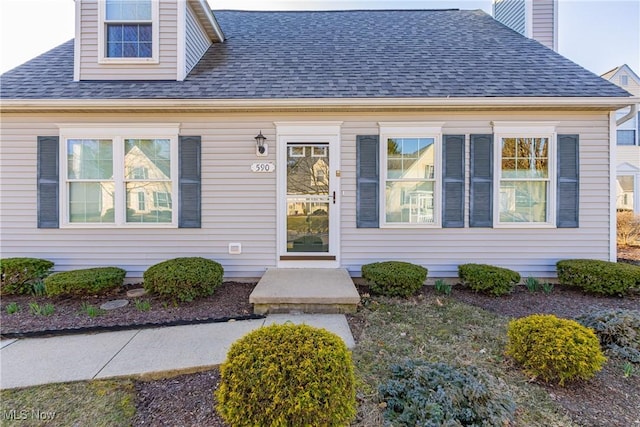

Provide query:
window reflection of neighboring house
left=286, top=156, right=329, bottom=216
left=125, top=145, right=172, bottom=217
left=385, top=143, right=435, bottom=223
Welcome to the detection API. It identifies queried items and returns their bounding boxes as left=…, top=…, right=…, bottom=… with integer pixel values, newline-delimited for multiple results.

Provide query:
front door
left=278, top=131, right=340, bottom=267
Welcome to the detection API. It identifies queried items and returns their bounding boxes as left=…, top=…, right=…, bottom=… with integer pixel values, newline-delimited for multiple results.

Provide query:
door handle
left=333, top=191, right=336, bottom=204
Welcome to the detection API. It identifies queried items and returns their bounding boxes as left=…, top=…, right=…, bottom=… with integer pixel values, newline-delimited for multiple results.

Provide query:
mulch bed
left=0, top=281, right=256, bottom=337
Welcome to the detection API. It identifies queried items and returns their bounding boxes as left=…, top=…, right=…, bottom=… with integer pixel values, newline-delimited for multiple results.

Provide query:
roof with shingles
left=0, top=9, right=631, bottom=99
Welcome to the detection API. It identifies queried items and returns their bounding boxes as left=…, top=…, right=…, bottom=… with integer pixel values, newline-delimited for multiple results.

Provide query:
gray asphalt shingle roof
left=0, top=9, right=631, bottom=99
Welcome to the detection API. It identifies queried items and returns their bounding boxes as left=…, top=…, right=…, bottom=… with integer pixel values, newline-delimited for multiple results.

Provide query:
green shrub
left=216, top=323, right=356, bottom=426
left=379, top=360, right=516, bottom=426
left=556, top=259, right=640, bottom=296
left=361, top=261, right=427, bottom=297
left=506, top=314, right=606, bottom=385
left=45, top=267, right=126, bottom=297
left=143, top=257, right=223, bottom=302
left=576, top=309, right=640, bottom=363
left=458, top=263, right=520, bottom=296
left=0, top=257, right=54, bottom=296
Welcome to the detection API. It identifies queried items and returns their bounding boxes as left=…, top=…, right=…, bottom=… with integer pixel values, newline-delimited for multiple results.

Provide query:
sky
left=0, top=0, right=638, bottom=76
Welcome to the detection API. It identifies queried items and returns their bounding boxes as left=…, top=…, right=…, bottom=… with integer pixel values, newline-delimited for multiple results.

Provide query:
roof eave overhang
left=1, top=97, right=637, bottom=114
left=187, top=0, right=225, bottom=42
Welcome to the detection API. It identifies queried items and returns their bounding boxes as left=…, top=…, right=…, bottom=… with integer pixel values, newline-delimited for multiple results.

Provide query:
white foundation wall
left=0, top=110, right=611, bottom=279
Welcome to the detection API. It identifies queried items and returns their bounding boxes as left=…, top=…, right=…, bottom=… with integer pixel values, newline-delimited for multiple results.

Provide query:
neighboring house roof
left=601, top=64, right=640, bottom=95
left=601, top=64, right=640, bottom=82
left=0, top=9, right=631, bottom=100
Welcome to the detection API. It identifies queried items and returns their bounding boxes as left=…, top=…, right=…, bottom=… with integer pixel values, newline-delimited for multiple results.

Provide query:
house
left=601, top=64, right=640, bottom=213
left=0, top=1, right=636, bottom=281
left=492, top=0, right=558, bottom=51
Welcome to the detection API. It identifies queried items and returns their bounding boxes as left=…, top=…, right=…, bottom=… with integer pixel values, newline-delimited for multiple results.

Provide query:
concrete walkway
left=0, top=314, right=355, bottom=389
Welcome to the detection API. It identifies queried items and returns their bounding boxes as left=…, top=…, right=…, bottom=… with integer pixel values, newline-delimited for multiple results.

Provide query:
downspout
left=616, top=103, right=638, bottom=126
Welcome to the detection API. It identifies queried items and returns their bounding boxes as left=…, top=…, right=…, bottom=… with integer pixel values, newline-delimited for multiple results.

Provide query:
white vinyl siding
left=185, top=3, right=211, bottom=76
left=493, top=0, right=526, bottom=35
left=531, top=0, right=557, bottom=50
left=0, top=111, right=611, bottom=279
left=78, top=0, right=178, bottom=80
left=493, top=0, right=557, bottom=50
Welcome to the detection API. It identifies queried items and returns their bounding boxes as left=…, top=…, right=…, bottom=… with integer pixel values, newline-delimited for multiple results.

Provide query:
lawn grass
left=350, top=294, right=578, bottom=426
left=0, top=380, right=135, bottom=427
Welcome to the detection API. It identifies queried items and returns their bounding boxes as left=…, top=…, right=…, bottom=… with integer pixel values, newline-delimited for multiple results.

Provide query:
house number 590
left=251, top=162, right=275, bottom=173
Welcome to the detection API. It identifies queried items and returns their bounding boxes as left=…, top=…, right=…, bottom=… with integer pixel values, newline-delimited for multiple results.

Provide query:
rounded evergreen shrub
left=143, top=257, right=223, bottom=302
left=379, top=360, right=516, bottom=426
left=0, top=257, right=54, bottom=295
left=458, top=263, right=520, bottom=296
left=506, top=314, right=606, bottom=385
left=216, top=323, right=356, bottom=426
left=44, top=267, right=126, bottom=297
left=576, top=309, right=640, bottom=363
left=556, top=259, right=640, bottom=296
left=361, top=261, right=427, bottom=297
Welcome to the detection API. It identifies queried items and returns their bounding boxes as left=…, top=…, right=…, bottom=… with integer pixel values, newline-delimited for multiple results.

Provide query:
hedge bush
left=556, top=259, right=640, bottom=296
left=506, top=314, right=606, bottom=385
left=361, top=261, right=427, bottom=297
left=0, top=257, right=54, bottom=296
left=458, top=263, right=521, bottom=296
left=143, top=257, right=223, bottom=302
left=379, top=360, right=516, bottom=426
left=44, top=267, right=126, bottom=297
left=216, top=323, right=356, bottom=426
left=576, top=309, right=640, bottom=363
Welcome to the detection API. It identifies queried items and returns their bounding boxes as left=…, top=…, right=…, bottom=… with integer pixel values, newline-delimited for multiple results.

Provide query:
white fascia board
left=2, top=97, right=639, bottom=113
left=187, top=0, right=225, bottom=42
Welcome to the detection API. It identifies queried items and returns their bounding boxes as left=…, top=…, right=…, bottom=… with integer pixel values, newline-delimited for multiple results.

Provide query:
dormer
left=73, top=0, right=224, bottom=81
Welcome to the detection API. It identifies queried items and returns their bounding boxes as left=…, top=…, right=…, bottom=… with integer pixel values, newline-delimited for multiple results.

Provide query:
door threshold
left=279, top=255, right=336, bottom=261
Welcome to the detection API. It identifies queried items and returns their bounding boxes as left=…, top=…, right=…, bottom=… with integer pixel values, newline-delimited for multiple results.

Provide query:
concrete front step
left=249, top=268, right=360, bottom=314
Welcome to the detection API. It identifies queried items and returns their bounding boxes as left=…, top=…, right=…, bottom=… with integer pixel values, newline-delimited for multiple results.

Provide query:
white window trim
left=378, top=122, right=445, bottom=228
left=58, top=124, right=180, bottom=228
left=492, top=122, right=557, bottom=228
left=97, top=0, right=160, bottom=64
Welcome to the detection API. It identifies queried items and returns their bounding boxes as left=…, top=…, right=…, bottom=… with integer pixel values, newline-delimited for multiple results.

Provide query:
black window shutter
left=179, top=136, right=201, bottom=228
left=557, top=134, right=579, bottom=228
left=442, top=135, right=465, bottom=228
left=356, top=135, right=379, bottom=228
left=37, top=136, right=59, bottom=228
left=470, top=134, right=493, bottom=227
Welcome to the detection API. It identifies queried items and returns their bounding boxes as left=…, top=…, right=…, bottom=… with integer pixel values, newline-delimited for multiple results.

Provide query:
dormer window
left=99, top=0, right=159, bottom=63
left=620, top=75, right=629, bottom=86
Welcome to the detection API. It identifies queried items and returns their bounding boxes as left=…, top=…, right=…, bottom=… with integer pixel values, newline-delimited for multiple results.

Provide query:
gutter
left=1, top=97, right=638, bottom=113
left=616, top=103, right=639, bottom=126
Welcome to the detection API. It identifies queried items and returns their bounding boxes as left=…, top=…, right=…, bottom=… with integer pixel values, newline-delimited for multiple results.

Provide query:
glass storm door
left=286, top=143, right=332, bottom=254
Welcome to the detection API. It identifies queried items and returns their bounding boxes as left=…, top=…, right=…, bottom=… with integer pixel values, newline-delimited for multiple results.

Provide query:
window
left=124, top=139, right=172, bottom=223
left=493, top=123, right=556, bottom=227
left=498, top=137, right=549, bottom=223
left=617, top=129, right=637, bottom=146
left=379, top=122, right=443, bottom=226
left=100, top=0, right=157, bottom=61
left=67, top=139, right=115, bottom=223
left=61, top=126, right=178, bottom=226
left=620, top=75, right=629, bottom=86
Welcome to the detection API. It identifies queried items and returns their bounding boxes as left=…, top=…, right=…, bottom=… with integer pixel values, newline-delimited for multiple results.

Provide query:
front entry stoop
left=250, top=268, right=360, bottom=314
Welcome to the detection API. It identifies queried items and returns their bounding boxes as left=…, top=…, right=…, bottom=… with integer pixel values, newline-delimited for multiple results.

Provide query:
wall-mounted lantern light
left=255, top=131, right=268, bottom=156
